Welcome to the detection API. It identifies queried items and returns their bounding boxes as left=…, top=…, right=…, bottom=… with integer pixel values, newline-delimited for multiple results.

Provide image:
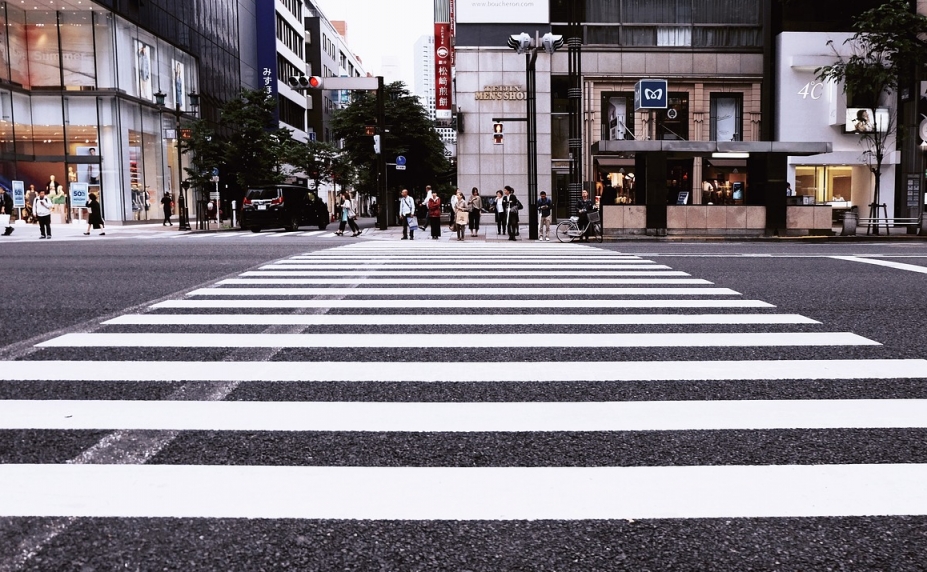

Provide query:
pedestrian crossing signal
left=493, top=122, right=503, bottom=145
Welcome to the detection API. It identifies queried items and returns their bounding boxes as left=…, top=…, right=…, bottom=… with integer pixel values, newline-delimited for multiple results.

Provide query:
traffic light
left=287, top=75, right=323, bottom=90
left=493, top=122, right=504, bottom=145
left=373, top=134, right=381, bottom=154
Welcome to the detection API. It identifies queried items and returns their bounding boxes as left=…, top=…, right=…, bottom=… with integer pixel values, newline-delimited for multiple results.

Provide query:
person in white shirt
left=399, top=188, right=416, bottom=240
left=33, top=189, right=53, bottom=239
left=492, top=189, right=505, bottom=235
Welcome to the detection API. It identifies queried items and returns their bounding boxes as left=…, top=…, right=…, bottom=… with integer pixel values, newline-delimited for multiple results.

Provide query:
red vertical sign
left=434, top=22, right=452, bottom=120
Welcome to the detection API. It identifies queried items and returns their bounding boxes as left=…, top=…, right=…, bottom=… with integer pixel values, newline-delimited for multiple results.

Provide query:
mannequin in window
left=68, top=166, right=78, bottom=183
left=87, top=148, right=99, bottom=184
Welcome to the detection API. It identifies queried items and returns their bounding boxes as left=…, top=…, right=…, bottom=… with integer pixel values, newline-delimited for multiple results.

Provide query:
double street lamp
left=154, top=90, right=200, bottom=231
left=506, top=31, right=563, bottom=240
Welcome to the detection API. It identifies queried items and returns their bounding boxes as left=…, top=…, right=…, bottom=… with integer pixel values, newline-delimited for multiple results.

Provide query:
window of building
left=795, top=165, right=854, bottom=204
left=278, top=95, right=306, bottom=131
left=601, top=92, right=636, bottom=141
left=275, top=14, right=303, bottom=58
left=656, top=93, right=689, bottom=140
left=710, top=93, right=742, bottom=141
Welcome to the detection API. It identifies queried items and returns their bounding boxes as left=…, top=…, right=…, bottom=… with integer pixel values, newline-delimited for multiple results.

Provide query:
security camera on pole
left=504, top=31, right=563, bottom=240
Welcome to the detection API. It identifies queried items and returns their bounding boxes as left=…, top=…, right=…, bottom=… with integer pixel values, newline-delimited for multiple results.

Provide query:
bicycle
left=555, top=210, right=603, bottom=243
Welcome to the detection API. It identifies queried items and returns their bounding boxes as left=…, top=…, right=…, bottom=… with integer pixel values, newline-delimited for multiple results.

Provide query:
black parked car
left=240, top=185, right=330, bottom=232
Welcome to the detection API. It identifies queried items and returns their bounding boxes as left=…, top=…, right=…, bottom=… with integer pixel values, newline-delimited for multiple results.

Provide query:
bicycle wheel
left=555, top=221, right=575, bottom=242
left=593, top=222, right=603, bottom=243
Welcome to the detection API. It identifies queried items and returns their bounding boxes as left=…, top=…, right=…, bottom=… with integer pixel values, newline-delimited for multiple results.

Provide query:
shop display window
left=601, top=92, right=635, bottom=141
left=710, top=93, right=743, bottom=142
left=795, top=166, right=853, bottom=205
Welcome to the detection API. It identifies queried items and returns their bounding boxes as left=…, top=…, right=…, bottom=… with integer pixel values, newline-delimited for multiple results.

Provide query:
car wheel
left=287, top=216, right=300, bottom=232
left=250, top=227, right=261, bottom=233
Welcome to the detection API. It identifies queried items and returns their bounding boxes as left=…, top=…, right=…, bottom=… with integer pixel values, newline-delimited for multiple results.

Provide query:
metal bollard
left=841, top=211, right=858, bottom=236
left=232, top=200, right=237, bottom=229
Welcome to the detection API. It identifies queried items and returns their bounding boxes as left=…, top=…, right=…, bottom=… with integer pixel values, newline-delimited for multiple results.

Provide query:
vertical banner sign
left=256, top=2, right=279, bottom=123
left=434, top=23, right=452, bottom=120
left=11, top=181, right=25, bottom=208
left=69, top=182, right=89, bottom=209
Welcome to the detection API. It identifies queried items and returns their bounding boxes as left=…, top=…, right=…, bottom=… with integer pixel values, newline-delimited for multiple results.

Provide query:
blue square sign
left=635, top=79, right=668, bottom=110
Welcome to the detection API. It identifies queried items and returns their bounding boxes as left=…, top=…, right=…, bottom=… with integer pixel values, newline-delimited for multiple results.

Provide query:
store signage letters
left=475, top=85, right=526, bottom=100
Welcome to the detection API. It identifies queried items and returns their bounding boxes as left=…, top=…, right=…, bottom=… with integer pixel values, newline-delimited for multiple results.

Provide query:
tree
left=218, top=88, right=300, bottom=189
left=331, top=81, right=451, bottom=199
left=816, top=0, right=927, bottom=232
left=288, top=140, right=339, bottom=193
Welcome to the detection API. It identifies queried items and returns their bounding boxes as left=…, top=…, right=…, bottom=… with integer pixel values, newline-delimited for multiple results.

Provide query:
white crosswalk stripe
left=2, top=241, right=924, bottom=528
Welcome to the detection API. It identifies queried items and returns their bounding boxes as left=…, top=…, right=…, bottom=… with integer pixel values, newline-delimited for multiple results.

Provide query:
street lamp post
left=507, top=31, right=563, bottom=240
left=154, top=90, right=198, bottom=231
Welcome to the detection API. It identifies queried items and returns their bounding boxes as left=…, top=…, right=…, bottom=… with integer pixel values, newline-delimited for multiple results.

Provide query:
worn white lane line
left=1, top=359, right=921, bottom=382
left=216, top=278, right=712, bottom=285
left=3, top=399, right=923, bottom=431
left=3, top=464, right=926, bottom=519
left=188, top=287, right=738, bottom=296
left=152, top=299, right=772, bottom=309
left=830, top=255, right=927, bottom=274
left=38, top=332, right=879, bottom=349
left=244, top=270, right=685, bottom=276
left=103, top=313, right=817, bottom=326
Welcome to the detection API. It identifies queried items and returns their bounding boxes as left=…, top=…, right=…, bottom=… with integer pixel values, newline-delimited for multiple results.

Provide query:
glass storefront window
left=12, top=91, right=33, bottom=156
left=0, top=89, right=12, bottom=156
left=64, top=96, right=99, bottom=154
left=601, top=92, right=635, bottom=141
left=60, top=11, right=96, bottom=89
left=94, top=12, right=116, bottom=89
left=31, top=95, right=65, bottom=156
left=0, top=7, right=9, bottom=83
left=26, top=10, right=60, bottom=88
left=7, top=6, right=27, bottom=88
left=795, top=166, right=853, bottom=204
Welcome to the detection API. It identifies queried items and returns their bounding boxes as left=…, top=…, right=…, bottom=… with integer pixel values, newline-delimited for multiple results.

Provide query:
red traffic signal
left=287, top=75, right=324, bottom=90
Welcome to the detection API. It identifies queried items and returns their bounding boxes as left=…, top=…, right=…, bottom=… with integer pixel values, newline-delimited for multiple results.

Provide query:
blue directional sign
left=634, top=79, right=668, bottom=111
left=395, top=155, right=406, bottom=166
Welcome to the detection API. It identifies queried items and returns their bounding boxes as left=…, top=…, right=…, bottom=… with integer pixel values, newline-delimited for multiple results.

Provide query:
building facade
left=0, top=0, right=254, bottom=225
left=452, top=0, right=900, bottom=236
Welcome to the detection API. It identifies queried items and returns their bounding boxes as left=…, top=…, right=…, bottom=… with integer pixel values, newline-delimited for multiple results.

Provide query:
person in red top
left=427, top=191, right=442, bottom=240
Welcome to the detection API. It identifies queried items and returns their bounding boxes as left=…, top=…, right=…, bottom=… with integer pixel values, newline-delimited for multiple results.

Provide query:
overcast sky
left=313, top=0, right=435, bottom=91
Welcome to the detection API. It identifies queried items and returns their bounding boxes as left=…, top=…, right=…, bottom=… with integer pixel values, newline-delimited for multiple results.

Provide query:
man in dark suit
left=502, top=185, right=522, bottom=241
left=575, top=189, right=595, bottom=242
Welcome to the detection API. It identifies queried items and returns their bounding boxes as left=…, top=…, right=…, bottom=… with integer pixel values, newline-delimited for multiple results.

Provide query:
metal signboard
left=634, top=79, right=668, bottom=110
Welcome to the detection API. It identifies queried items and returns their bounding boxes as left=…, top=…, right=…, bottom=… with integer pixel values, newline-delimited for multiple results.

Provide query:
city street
left=1, top=234, right=927, bottom=570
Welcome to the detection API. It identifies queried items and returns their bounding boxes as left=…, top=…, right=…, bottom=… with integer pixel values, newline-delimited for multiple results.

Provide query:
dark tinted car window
left=246, top=188, right=281, bottom=200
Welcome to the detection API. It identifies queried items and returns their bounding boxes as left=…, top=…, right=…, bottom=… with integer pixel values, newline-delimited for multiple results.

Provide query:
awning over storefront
left=593, top=140, right=832, bottom=156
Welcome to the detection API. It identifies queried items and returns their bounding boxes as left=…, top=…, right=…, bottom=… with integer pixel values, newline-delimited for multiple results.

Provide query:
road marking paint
left=188, top=287, right=739, bottom=296
left=38, top=332, right=879, bottom=348
left=830, top=256, right=927, bottom=274
left=244, top=270, right=685, bottom=276
left=0, top=359, right=920, bottom=382
left=263, top=264, right=668, bottom=270
left=152, top=299, right=772, bottom=309
left=103, top=313, right=818, bottom=326
left=216, top=278, right=712, bottom=285
left=2, top=464, right=926, bottom=519
left=2, top=399, right=922, bottom=431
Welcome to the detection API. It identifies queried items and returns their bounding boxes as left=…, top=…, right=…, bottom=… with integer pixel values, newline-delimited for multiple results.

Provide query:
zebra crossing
left=2, top=241, right=927, bottom=563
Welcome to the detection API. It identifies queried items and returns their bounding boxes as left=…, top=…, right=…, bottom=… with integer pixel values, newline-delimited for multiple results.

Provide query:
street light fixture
left=506, top=31, right=563, bottom=240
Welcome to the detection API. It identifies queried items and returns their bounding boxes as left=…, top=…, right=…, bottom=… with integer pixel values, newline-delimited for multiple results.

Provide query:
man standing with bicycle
left=576, top=189, right=596, bottom=242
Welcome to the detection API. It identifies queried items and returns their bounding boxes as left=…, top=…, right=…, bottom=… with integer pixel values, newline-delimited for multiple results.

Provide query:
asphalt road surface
left=1, top=233, right=927, bottom=571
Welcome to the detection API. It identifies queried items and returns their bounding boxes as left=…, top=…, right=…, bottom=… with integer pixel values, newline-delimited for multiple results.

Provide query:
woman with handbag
left=454, top=190, right=469, bottom=241
left=337, top=191, right=361, bottom=237
left=83, top=192, right=105, bottom=236
left=468, top=187, right=482, bottom=237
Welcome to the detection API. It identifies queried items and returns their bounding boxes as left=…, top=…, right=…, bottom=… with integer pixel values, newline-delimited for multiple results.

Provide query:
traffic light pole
left=526, top=46, right=539, bottom=241
left=376, top=76, right=388, bottom=230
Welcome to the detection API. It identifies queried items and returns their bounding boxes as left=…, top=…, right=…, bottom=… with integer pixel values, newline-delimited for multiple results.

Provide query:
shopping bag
left=0, top=214, right=9, bottom=227
left=408, top=215, right=419, bottom=231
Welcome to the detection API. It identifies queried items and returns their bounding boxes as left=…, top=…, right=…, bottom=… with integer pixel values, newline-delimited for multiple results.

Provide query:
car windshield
left=246, top=188, right=280, bottom=201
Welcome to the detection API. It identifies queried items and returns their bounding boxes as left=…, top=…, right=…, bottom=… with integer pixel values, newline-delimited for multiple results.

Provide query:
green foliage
left=181, top=88, right=301, bottom=192
left=814, top=0, right=927, bottom=208
left=330, top=81, right=451, bottom=196
left=288, top=140, right=340, bottom=193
